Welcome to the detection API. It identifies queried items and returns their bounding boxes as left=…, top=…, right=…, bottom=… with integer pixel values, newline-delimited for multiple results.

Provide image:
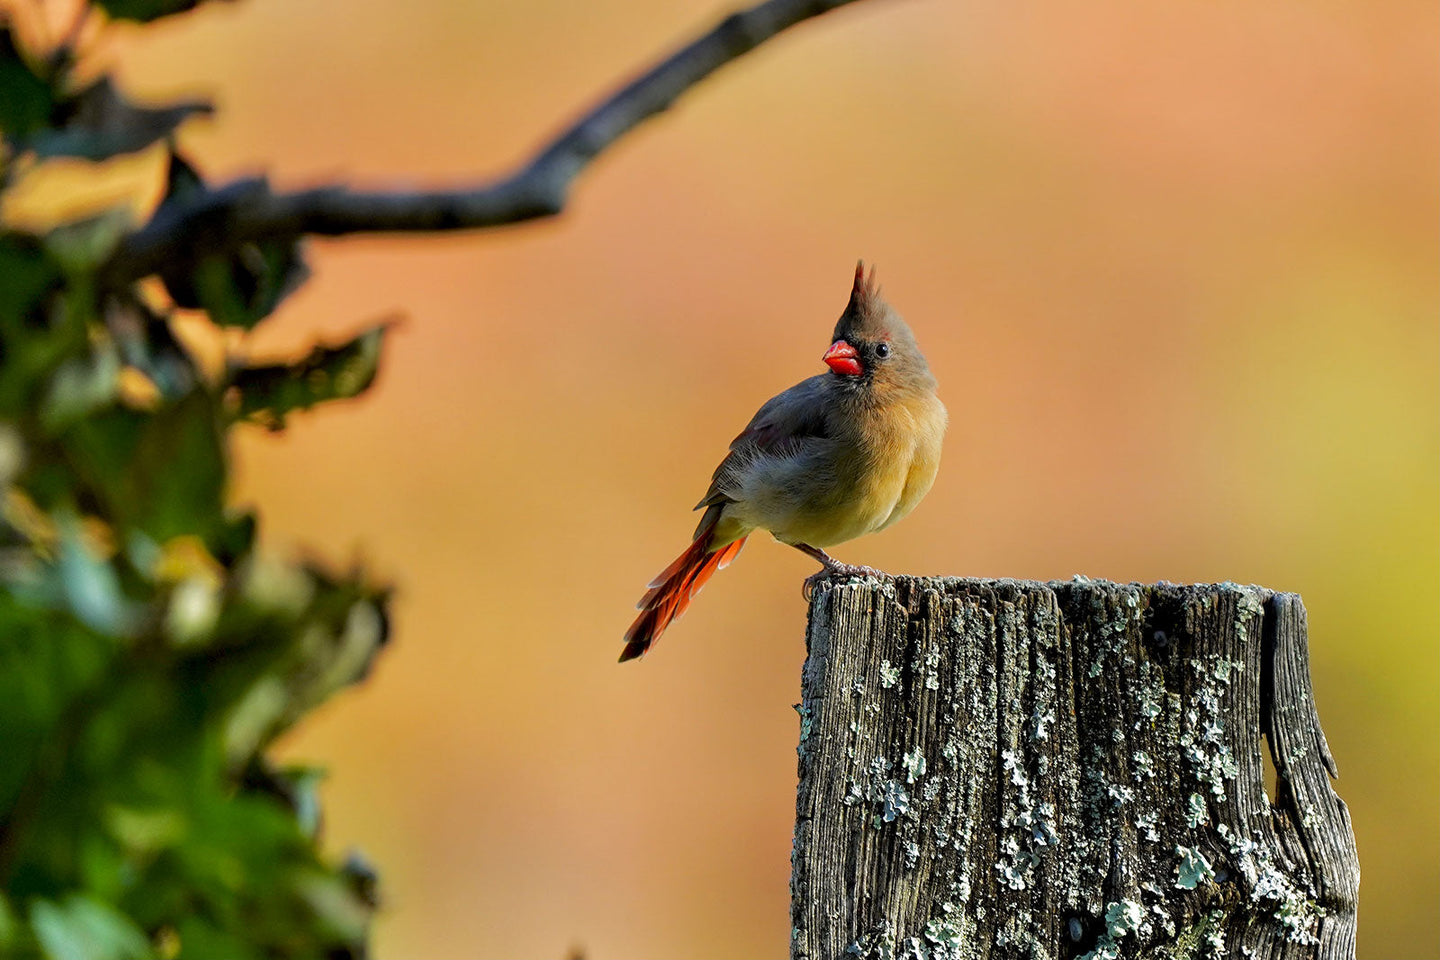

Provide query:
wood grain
left=792, top=577, right=1358, bottom=959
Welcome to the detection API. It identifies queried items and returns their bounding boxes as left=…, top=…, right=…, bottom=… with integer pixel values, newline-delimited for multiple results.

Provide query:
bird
left=619, top=262, right=947, bottom=663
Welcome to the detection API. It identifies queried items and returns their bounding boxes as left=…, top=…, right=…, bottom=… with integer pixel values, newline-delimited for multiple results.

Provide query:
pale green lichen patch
left=1211, top=658, right=1244, bottom=683
left=1135, top=662, right=1167, bottom=725
left=920, top=643, right=943, bottom=691
left=994, top=836, right=1040, bottom=891
left=795, top=703, right=813, bottom=745
left=881, top=780, right=910, bottom=823
left=1186, top=792, right=1209, bottom=828
left=1076, top=899, right=1147, bottom=960
left=1142, top=881, right=1176, bottom=937
left=903, top=747, right=927, bottom=784
left=1131, top=750, right=1155, bottom=780
left=1216, top=823, right=1325, bottom=943
left=1175, top=845, right=1216, bottom=889
left=1105, top=899, right=1145, bottom=936
left=879, top=659, right=901, bottom=688
left=1203, top=909, right=1227, bottom=956
left=1165, top=908, right=1227, bottom=960
left=1028, top=653, right=1058, bottom=742
left=1230, top=585, right=1264, bottom=644
left=1180, top=659, right=1241, bottom=802
left=843, top=920, right=896, bottom=960
left=1015, top=802, right=1058, bottom=848
left=922, top=907, right=963, bottom=954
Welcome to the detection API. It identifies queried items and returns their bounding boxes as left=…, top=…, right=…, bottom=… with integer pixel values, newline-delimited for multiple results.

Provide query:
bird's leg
left=793, top=543, right=884, bottom=600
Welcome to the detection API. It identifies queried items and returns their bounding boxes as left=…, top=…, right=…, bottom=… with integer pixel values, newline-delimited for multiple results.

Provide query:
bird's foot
left=794, top=544, right=885, bottom=600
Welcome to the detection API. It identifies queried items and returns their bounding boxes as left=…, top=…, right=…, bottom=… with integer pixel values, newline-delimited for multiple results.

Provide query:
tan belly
left=879, top=426, right=942, bottom=532
left=772, top=451, right=914, bottom=547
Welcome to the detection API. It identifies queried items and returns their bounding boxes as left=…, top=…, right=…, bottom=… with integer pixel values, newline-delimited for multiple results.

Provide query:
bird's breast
left=750, top=389, right=945, bottom=548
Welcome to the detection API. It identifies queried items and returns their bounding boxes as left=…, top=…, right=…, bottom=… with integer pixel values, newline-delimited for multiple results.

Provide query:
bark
left=792, top=577, right=1359, bottom=960
left=100, top=0, right=871, bottom=288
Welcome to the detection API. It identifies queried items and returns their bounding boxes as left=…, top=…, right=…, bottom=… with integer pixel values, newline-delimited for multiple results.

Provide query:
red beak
left=823, top=340, right=863, bottom=377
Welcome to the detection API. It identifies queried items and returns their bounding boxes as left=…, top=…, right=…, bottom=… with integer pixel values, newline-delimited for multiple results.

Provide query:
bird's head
left=823, top=261, right=933, bottom=393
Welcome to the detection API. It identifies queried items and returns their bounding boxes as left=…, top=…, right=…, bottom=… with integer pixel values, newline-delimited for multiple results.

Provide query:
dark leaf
left=192, top=242, right=309, bottom=329
left=155, top=156, right=308, bottom=327
left=163, top=150, right=204, bottom=201
left=151, top=154, right=205, bottom=315
left=160, top=241, right=310, bottom=329
left=339, top=851, right=380, bottom=910
left=0, top=27, right=56, bottom=140
left=94, top=0, right=234, bottom=24
left=209, top=510, right=255, bottom=567
left=0, top=233, right=71, bottom=416
left=29, top=76, right=211, bottom=162
left=230, top=323, right=390, bottom=430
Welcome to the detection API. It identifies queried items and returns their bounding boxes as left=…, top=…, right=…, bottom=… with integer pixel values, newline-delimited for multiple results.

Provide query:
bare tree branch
left=102, top=0, right=869, bottom=287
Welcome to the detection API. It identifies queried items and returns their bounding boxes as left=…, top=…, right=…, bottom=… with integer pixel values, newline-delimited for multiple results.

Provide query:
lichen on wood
left=791, top=577, right=1358, bottom=960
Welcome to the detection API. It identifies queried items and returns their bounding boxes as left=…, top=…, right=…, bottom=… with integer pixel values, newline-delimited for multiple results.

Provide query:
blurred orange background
left=77, top=0, right=1440, bottom=955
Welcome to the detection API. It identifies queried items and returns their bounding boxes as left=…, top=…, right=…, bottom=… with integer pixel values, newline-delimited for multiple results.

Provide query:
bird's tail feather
left=620, top=513, right=745, bottom=662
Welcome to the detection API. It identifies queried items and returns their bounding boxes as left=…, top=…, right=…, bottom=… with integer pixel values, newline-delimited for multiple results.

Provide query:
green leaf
left=230, top=324, right=390, bottom=430
left=0, top=233, right=61, bottom=328
left=0, top=892, right=20, bottom=952
left=104, top=805, right=187, bottom=856
left=30, top=896, right=155, bottom=960
left=30, top=77, right=212, bottom=162
left=240, top=762, right=326, bottom=840
left=0, top=27, right=56, bottom=140
left=44, top=209, right=134, bottom=276
left=0, top=598, right=114, bottom=812
left=93, top=0, right=231, bottom=24
left=41, top=340, right=122, bottom=434
left=60, top=391, right=227, bottom=546
left=208, top=568, right=389, bottom=764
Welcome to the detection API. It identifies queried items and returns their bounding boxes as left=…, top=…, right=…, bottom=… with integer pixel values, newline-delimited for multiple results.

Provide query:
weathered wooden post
left=792, top=577, right=1358, bottom=959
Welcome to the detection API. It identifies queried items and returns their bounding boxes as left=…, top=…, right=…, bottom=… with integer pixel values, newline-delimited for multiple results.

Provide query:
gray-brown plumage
left=621, top=262, right=946, bottom=662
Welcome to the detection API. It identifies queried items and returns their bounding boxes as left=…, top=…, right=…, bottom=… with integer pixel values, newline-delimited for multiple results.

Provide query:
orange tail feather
left=621, top=526, right=746, bottom=662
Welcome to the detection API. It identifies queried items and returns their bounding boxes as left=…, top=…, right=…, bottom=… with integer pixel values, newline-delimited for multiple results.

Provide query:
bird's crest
left=837, top=259, right=892, bottom=343
left=848, top=260, right=880, bottom=316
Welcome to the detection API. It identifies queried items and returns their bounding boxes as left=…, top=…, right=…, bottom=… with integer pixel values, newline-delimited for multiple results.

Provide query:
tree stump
left=791, top=577, right=1359, bottom=959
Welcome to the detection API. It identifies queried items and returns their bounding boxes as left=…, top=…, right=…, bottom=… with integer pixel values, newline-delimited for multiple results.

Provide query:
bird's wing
left=696, top=374, right=833, bottom=512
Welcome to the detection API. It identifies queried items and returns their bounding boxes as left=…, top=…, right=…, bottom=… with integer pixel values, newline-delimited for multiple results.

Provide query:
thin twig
left=101, top=0, right=869, bottom=287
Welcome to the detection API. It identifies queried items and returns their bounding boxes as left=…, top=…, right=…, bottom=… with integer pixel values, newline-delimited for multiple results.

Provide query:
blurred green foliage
left=1, top=4, right=389, bottom=957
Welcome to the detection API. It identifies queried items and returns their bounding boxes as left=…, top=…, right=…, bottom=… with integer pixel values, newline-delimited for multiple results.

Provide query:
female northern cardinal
left=621, top=262, right=946, bottom=662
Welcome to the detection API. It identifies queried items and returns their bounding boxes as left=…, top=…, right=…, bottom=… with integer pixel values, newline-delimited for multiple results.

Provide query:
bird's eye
left=875, top=342, right=891, bottom=359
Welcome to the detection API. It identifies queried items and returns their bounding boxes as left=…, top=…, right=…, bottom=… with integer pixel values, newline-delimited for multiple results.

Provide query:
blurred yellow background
left=90, top=0, right=1440, bottom=955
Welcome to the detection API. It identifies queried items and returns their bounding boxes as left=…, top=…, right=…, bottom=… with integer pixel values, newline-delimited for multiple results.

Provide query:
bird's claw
left=802, top=563, right=885, bottom=601
left=802, top=571, right=825, bottom=602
